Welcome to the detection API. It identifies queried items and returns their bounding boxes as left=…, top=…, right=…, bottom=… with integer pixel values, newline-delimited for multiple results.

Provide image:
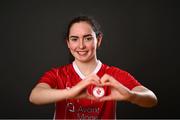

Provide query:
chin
left=75, top=56, right=93, bottom=63
left=76, top=58, right=90, bottom=63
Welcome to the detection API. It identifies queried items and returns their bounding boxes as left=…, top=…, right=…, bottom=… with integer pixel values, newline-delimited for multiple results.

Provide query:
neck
left=74, top=58, right=99, bottom=76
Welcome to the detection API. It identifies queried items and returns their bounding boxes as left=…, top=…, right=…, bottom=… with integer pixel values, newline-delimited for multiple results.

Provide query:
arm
left=100, top=74, right=158, bottom=108
left=128, top=86, right=158, bottom=107
left=29, top=83, right=70, bottom=105
left=29, top=74, right=100, bottom=105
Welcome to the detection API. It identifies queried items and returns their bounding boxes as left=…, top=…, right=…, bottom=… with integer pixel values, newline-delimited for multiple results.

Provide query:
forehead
left=69, top=22, right=95, bottom=36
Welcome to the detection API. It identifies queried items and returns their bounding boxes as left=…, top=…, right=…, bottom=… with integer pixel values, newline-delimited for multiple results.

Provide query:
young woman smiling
left=29, top=15, right=158, bottom=119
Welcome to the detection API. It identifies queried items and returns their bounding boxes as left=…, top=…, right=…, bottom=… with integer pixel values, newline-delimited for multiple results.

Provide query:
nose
left=79, top=39, right=85, bottom=49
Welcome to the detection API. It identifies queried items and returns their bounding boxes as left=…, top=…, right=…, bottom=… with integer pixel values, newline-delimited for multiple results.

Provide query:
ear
left=97, top=33, right=103, bottom=48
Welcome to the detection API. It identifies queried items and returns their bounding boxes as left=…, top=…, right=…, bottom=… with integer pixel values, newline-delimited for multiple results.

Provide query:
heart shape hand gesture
left=99, top=74, right=133, bottom=102
left=68, top=74, right=133, bottom=102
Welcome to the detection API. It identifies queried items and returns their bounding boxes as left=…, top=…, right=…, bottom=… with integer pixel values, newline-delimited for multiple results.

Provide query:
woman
left=29, top=15, right=158, bottom=119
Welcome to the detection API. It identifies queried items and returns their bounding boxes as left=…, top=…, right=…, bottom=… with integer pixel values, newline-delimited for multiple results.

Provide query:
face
left=67, top=22, right=102, bottom=63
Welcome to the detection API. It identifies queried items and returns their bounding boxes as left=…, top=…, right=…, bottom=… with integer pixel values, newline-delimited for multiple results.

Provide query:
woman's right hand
left=68, top=74, right=101, bottom=100
left=29, top=74, right=101, bottom=105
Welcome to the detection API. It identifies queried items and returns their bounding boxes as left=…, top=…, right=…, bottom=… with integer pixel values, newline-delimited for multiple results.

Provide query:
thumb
left=100, top=74, right=111, bottom=84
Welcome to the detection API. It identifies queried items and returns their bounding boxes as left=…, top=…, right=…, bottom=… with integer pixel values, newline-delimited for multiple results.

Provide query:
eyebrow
left=69, top=34, right=93, bottom=39
left=69, top=36, right=78, bottom=39
left=83, top=34, right=93, bottom=37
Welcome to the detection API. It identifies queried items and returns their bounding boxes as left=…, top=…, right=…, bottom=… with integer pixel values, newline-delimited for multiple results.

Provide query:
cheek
left=87, top=42, right=97, bottom=51
left=68, top=43, right=77, bottom=50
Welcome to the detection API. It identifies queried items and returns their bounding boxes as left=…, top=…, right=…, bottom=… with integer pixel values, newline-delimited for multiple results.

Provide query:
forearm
left=29, top=85, right=70, bottom=105
left=128, top=87, right=158, bottom=108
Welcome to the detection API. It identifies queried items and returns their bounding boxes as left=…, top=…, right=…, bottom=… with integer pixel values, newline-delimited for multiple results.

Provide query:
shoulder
left=104, top=64, right=129, bottom=75
left=56, top=63, right=73, bottom=71
left=100, top=63, right=129, bottom=77
left=44, top=63, right=73, bottom=76
left=103, top=64, right=141, bottom=89
left=103, top=64, right=136, bottom=80
left=56, top=63, right=73, bottom=73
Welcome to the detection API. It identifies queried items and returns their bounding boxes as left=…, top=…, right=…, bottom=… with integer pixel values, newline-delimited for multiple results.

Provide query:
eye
left=84, top=37, right=93, bottom=41
left=69, top=38, right=78, bottom=42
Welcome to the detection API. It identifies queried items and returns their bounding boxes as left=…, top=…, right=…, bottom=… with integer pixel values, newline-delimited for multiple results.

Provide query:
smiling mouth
left=77, top=51, right=88, bottom=56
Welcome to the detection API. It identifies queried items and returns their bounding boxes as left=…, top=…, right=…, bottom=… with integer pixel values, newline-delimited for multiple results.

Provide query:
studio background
left=1, top=0, right=179, bottom=118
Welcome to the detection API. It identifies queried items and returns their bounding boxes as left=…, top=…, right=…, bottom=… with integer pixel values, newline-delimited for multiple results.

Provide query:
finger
left=88, top=81, right=99, bottom=86
left=85, top=91, right=97, bottom=100
left=87, top=74, right=100, bottom=80
left=100, top=74, right=111, bottom=84
left=103, top=81, right=121, bottom=89
left=85, top=74, right=101, bottom=85
left=102, top=82, right=113, bottom=87
left=104, top=80, right=129, bottom=93
left=99, top=96, right=114, bottom=102
left=91, top=74, right=101, bottom=84
left=92, top=74, right=100, bottom=80
left=87, top=94, right=97, bottom=100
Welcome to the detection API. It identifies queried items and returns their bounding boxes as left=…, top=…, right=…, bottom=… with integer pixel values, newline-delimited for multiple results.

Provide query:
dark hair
left=64, top=15, right=102, bottom=40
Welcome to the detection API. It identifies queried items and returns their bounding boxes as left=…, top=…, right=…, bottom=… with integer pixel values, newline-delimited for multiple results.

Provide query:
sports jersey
left=38, top=60, right=141, bottom=119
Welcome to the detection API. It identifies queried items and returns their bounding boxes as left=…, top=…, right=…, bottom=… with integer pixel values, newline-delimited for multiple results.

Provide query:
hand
left=99, top=74, right=133, bottom=102
left=68, top=74, right=101, bottom=100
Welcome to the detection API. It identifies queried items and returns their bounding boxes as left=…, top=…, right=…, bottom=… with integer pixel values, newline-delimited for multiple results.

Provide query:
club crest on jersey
left=93, top=86, right=105, bottom=98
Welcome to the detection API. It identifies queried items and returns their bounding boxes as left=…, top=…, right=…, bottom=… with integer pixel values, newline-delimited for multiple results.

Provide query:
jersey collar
left=72, top=60, right=102, bottom=80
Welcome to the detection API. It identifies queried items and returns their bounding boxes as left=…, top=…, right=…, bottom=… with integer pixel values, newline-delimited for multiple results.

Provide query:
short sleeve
left=38, top=68, right=58, bottom=88
left=106, top=66, right=141, bottom=90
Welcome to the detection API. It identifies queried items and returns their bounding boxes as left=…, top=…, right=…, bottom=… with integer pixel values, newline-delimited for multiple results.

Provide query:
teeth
left=78, top=51, right=87, bottom=55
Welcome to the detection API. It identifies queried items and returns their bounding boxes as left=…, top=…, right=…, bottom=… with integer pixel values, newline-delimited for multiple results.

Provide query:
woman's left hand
left=99, top=74, right=133, bottom=102
left=99, top=74, right=158, bottom=107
